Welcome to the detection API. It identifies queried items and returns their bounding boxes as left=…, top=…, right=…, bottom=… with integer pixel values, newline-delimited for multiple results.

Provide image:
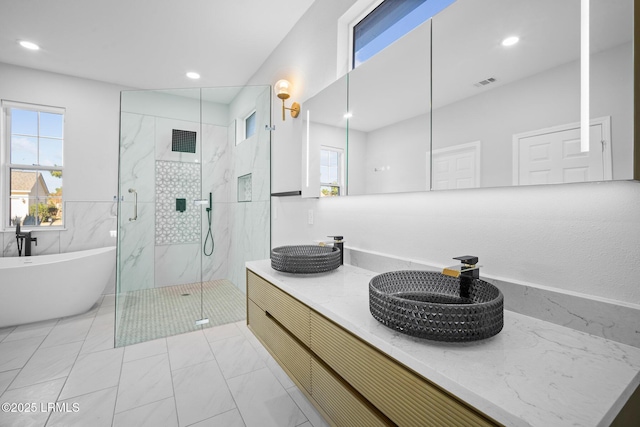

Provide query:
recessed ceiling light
left=186, top=72, right=200, bottom=79
left=19, top=40, right=40, bottom=50
left=501, top=36, right=519, bottom=47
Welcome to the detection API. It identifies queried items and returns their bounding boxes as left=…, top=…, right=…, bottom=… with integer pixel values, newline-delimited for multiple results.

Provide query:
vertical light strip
left=580, top=0, right=590, bottom=152
left=306, top=110, right=310, bottom=188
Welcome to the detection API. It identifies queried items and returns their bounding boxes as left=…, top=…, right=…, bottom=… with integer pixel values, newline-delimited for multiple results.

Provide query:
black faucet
left=16, top=223, right=38, bottom=257
left=443, top=255, right=479, bottom=299
left=328, top=235, right=344, bottom=265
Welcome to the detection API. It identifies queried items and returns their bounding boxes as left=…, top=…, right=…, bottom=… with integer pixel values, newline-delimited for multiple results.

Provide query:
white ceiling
left=0, top=0, right=315, bottom=89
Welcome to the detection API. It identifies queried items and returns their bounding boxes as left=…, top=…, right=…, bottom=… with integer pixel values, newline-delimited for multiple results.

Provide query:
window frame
left=346, top=0, right=384, bottom=72
left=244, top=109, right=257, bottom=140
left=1, top=100, right=66, bottom=230
left=236, top=108, right=257, bottom=146
left=345, top=0, right=453, bottom=71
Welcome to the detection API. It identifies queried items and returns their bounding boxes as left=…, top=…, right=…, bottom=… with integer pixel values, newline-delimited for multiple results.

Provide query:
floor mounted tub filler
left=0, top=246, right=116, bottom=328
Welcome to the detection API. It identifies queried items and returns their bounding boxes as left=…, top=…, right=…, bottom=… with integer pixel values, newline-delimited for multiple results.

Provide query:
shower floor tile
left=116, top=279, right=246, bottom=347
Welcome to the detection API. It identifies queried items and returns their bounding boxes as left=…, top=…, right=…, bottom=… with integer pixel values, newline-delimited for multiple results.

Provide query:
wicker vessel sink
left=369, top=270, right=503, bottom=342
left=271, top=245, right=341, bottom=274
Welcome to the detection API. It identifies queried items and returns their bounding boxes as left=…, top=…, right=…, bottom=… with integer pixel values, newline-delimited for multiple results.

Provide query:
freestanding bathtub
left=0, top=246, right=116, bottom=328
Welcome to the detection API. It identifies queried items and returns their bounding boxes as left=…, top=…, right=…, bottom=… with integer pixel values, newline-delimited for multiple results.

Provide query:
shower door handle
left=128, top=188, right=137, bottom=221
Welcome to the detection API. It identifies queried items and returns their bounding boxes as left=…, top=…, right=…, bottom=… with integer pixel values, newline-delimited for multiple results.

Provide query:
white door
left=430, top=141, right=480, bottom=190
left=513, top=117, right=612, bottom=185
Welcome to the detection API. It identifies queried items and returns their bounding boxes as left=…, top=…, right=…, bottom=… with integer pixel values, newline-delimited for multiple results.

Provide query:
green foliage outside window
left=29, top=203, right=59, bottom=223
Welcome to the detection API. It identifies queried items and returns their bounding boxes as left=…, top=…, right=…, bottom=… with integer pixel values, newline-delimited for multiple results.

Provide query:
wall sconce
left=274, top=79, right=300, bottom=121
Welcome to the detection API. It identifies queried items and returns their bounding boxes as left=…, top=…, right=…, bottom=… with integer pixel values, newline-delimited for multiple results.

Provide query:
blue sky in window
left=10, top=109, right=63, bottom=193
left=354, top=0, right=456, bottom=67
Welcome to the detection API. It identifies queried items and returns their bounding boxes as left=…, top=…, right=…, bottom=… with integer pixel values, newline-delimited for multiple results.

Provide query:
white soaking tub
left=0, top=246, right=116, bottom=327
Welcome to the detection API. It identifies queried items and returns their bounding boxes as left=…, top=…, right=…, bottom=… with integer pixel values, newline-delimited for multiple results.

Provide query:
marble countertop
left=247, top=260, right=640, bottom=427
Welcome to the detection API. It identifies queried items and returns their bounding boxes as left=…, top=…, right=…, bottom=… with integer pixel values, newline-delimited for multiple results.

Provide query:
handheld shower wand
left=204, top=192, right=214, bottom=256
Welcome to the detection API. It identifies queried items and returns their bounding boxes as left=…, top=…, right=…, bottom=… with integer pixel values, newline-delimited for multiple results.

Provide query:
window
left=2, top=101, right=64, bottom=228
left=244, top=110, right=257, bottom=140
left=320, top=147, right=343, bottom=197
left=351, top=0, right=455, bottom=69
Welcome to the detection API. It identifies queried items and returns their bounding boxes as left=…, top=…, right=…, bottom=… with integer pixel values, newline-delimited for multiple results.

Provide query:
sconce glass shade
left=274, top=79, right=291, bottom=100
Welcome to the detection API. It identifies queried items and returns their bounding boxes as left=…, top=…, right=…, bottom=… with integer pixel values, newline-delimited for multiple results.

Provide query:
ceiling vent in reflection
left=172, top=129, right=196, bottom=153
left=473, top=77, right=496, bottom=88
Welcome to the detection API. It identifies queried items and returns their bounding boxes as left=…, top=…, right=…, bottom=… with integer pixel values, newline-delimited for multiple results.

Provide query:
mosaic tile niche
left=155, top=160, right=201, bottom=245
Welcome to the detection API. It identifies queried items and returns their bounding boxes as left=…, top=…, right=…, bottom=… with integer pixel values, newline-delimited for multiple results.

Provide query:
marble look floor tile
left=123, top=338, right=167, bottom=363
left=79, top=321, right=115, bottom=355
left=172, top=360, right=236, bottom=426
left=265, top=355, right=295, bottom=389
left=0, top=369, right=20, bottom=395
left=203, top=322, right=243, bottom=343
left=101, top=294, right=116, bottom=306
left=0, top=378, right=65, bottom=427
left=227, top=368, right=307, bottom=427
left=189, top=408, right=246, bottom=427
left=297, top=422, right=312, bottom=427
left=40, top=317, right=93, bottom=349
left=112, top=396, right=178, bottom=427
left=0, top=336, right=46, bottom=373
left=209, top=335, right=265, bottom=379
left=237, top=323, right=269, bottom=358
left=3, top=319, right=58, bottom=343
left=46, top=386, right=117, bottom=427
left=79, top=312, right=115, bottom=355
left=97, top=298, right=115, bottom=316
left=167, top=330, right=214, bottom=371
left=67, top=302, right=101, bottom=320
left=115, top=353, right=174, bottom=413
left=286, top=386, right=329, bottom=427
left=59, top=347, right=123, bottom=400
left=9, top=341, right=82, bottom=389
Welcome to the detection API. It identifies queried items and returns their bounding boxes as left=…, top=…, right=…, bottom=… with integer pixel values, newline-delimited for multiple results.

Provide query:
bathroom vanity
left=246, top=260, right=640, bottom=427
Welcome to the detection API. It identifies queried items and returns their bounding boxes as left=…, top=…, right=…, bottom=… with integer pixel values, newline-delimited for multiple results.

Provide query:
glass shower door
left=116, top=88, right=204, bottom=347
left=115, top=85, right=271, bottom=347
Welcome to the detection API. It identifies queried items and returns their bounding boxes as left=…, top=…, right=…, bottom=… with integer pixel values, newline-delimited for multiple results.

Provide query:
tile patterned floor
left=116, top=280, right=246, bottom=347
left=0, top=295, right=329, bottom=427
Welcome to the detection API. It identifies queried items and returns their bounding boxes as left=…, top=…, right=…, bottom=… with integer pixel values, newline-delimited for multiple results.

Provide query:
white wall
left=0, top=62, right=124, bottom=202
left=362, top=113, right=429, bottom=194
left=250, top=0, right=640, bottom=305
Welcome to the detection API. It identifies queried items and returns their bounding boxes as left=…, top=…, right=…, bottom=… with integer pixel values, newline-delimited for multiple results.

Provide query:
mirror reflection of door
left=513, top=117, right=612, bottom=185
left=429, top=141, right=481, bottom=190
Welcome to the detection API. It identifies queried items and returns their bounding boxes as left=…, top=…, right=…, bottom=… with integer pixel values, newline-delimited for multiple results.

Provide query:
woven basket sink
left=271, top=245, right=341, bottom=274
left=369, top=270, right=503, bottom=342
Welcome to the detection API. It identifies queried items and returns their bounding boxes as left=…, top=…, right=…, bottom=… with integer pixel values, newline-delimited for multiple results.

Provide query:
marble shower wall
left=229, top=87, right=271, bottom=292
left=118, top=86, right=270, bottom=294
left=118, top=110, right=234, bottom=291
left=118, top=112, right=155, bottom=293
left=202, top=123, right=232, bottom=283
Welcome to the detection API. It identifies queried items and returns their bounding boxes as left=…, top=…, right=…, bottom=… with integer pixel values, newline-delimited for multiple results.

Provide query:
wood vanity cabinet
left=246, top=269, right=500, bottom=427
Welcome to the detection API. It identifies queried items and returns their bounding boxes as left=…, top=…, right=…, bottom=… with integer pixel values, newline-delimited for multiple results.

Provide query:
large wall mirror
left=431, top=0, right=634, bottom=190
left=301, top=0, right=635, bottom=197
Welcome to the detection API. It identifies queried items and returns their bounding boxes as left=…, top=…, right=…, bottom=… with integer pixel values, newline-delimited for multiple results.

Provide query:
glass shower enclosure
left=115, top=86, right=271, bottom=347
